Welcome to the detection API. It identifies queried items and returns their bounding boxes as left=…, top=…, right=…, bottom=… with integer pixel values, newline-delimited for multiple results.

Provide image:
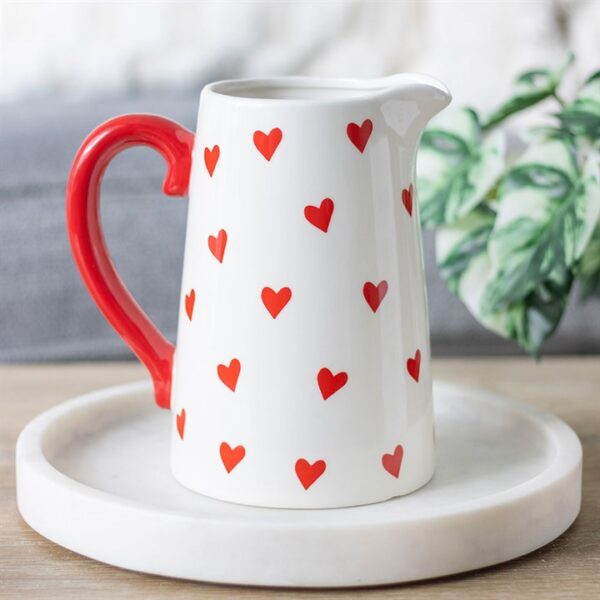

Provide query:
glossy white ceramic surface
left=171, top=75, right=451, bottom=507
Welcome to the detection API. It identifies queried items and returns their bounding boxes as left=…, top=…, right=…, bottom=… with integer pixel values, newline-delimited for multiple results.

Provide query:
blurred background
left=1, top=0, right=599, bottom=361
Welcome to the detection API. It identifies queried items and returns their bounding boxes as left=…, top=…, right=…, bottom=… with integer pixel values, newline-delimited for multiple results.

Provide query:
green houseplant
left=417, top=54, right=600, bottom=355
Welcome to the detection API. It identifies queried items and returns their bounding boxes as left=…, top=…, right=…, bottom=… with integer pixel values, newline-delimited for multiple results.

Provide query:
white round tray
left=16, top=380, right=581, bottom=588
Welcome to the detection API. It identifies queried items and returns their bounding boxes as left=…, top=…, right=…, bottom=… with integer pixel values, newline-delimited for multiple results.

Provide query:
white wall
left=1, top=0, right=599, bottom=106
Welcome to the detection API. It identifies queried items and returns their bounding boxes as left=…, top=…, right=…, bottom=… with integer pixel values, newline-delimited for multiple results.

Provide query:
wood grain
left=0, top=358, right=599, bottom=599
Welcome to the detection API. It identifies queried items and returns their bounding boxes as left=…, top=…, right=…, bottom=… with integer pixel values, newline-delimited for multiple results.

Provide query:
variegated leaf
left=558, top=71, right=600, bottom=139
left=436, top=202, right=573, bottom=355
left=418, top=109, right=505, bottom=227
left=576, top=222, right=600, bottom=298
left=454, top=251, right=571, bottom=356
left=483, top=54, right=574, bottom=129
left=435, top=206, right=495, bottom=294
left=481, top=142, right=600, bottom=313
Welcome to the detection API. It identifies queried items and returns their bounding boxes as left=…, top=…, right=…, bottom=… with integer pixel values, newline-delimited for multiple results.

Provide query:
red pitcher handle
left=66, top=115, right=195, bottom=410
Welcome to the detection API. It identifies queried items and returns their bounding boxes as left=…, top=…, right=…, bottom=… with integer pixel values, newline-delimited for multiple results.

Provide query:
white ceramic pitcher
left=66, top=74, right=451, bottom=508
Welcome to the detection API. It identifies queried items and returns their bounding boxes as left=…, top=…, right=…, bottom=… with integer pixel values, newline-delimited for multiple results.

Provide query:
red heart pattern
left=304, top=198, right=334, bottom=232
left=183, top=129, right=423, bottom=488
left=347, top=119, right=373, bottom=153
left=382, top=444, right=404, bottom=478
left=402, top=184, right=414, bottom=216
left=407, top=349, right=421, bottom=382
left=295, top=458, right=326, bottom=490
left=317, top=368, right=348, bottom=400
left=261, top=286, right=292, bottom=319
left=208, top=229, right=227, bottom=263
left=204, top=145, right=220, bottom=177
left=253, top=128, right=282, bottom=161
left=185, top=289, right=195, bottom=321
left=176, top=408, right=186, bottom=440
left=220, top=442, right=246, bottom=473
left=363, top=280, right=388, bottom=313
left=218, top=358, right=241, bottom=392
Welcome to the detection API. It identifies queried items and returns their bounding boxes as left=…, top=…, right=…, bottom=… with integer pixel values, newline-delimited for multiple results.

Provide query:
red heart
left=363, top=280, right=388, bottom=313
left=407, top=349, right=421, bottom=382
left=185, top=289, right=195, bottom=321
left=382, top=444, right=404, bottom=478
left=204, top=145, right=220, bottom=177
left=347, top=119, right=373, bottom=153
left=220, top=442, right=246, bottom=473
left=176, top=408, right=186, bottom=440
left=208, top=229, right=227, bottom=263
left=253, top=128, right=282, bottom=161
left=295, top=458, right=326, bottom=490
left=402, top=184, right=414, bottom=216
left=304, top=198, right=334, bottom=233
left=261, top=286, right=292, bottom=319
left=317, top=368, right=348, bottom=400
left=217, top=358, right=241, bottom=392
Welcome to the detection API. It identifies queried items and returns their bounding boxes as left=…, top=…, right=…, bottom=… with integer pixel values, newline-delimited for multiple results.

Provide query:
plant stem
left=552, top=91, right=566, bottom=107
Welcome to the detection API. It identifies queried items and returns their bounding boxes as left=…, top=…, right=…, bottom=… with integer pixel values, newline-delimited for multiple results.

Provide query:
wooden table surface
left=0, top=358, right=598, bottom=599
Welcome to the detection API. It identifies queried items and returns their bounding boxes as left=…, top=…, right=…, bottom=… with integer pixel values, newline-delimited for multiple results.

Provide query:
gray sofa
left=1, top=95, right=598, bottom=360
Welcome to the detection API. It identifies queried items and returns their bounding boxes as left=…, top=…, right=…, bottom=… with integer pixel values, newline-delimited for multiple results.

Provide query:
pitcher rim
left=203, top=73, right=451, bottom=106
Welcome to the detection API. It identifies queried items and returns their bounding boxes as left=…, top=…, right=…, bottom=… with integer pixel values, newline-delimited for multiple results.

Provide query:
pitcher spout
left=380, top=73, right=451, bottom=119
left=374, top=74, right=451, bottom=137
